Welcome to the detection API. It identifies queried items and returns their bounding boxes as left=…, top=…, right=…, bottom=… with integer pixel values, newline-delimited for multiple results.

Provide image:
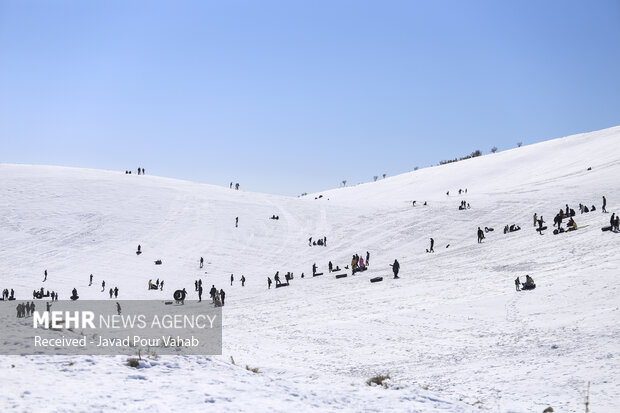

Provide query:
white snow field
left=1, top=126, right=619, bottom=412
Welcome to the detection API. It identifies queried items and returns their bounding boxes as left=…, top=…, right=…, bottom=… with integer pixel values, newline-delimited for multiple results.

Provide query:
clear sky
left=1, top=0, right=619, bottom=196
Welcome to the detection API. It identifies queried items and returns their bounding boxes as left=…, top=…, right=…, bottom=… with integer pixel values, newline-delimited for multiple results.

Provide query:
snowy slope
left=1, top=126, right=619, bottom=412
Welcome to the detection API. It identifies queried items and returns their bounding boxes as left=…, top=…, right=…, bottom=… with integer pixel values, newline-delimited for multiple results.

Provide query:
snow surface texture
left=1, top=126, right=619, bottom=412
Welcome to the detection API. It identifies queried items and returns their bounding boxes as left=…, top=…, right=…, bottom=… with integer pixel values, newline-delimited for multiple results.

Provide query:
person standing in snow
left=602, top=196, right=607, bottom=213
left=101, top=280, right=105, bottom=292
left=274, top=272, right=281, bottom=286
left=198, top=285, right=203, bottom=302
left=328, top=261, right=333, bottom=272
left=514, top=277, right=521, bottom=291
left=109, top=288, right=113, bottom=298
left=220, top=289, right=226, bottom=306
left=391, top=259, right=400, bottom=279
left=116, top=302, right=122, bottom=315
left=114, top=287, right=118, bottom=298
left=477, top=227, right=484, bottom=243
left=366, top=251, right=370, bottom=266
left=308, top=237, right=312, bottom=246
left=241, top=275, right=246, bottom=286
left=160, top=280, right=164, bottom=290
left=210, top=285, right=217, bottom=303
left=230, top=274, right=234, bottom=286
left=235, top=217, right=238, bottom=228
left=43, top=270, right=47, bottom=282
left=89, top=274, right=93, bottom=286
left=268, top=277, right=272, bottom=289
left=533, top=213, right=537, bottom=227
left=429, top=238, right=435, bottom=253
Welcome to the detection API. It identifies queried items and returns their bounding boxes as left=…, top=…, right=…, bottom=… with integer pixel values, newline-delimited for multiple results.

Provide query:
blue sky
left=1, top=0, right=619, bottom=195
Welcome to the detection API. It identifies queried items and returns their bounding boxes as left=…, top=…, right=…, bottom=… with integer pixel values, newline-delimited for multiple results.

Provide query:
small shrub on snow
left=366, top=373, right=390, bottom=387
left=245, top=365, right=259, bottom=373
left=126, top=358, right=140, bottom=368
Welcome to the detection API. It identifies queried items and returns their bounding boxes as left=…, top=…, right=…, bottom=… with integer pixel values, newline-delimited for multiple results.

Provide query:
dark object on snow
left=484, top=227, right=494, bottom=232
left=275, top=283, right=290, bottom=288
left=312, top=272, right=323, bottom=277
left=536, top=226, right=547, bottom=232
left=154, top=260, right=162, bottom=265
left=521, top=275, right=536, bottom=290
left=587, top=167, right=592, bottom=171
left=521, top=282, right=536, bottom=290
left=149, top=284, right=159, bottom=290
left=335, top=274, right=347, bottom=279
left=553, top=228, right=565, bottom=235
left=164, top=301, right=173, bottom=305
left=601, top=226, right=612, bottom=232
left=136, top=251, right=142, bottom=255
left=70, top=294, right=79, bottom=301
left=173, top=290, right=186, bottom=302
left=370, top=277, right=383, bottom=283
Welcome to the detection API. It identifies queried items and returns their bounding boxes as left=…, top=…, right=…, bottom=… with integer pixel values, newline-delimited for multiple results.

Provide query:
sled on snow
left=601, top=226, right=613, bottom=232
left=536, top=226, right=547, bottom=232
left=521, top=283, right=536, bottom=291
left=370, top=277, right=383, bottom=283
left=149, top=284, right=159, bottom=290
left=154, top=260, right=162, bottom=265
left=335, top=274, right=347, bottom=279
left=275, top=283, right=290, bottom=288
left=312, top=272, right=323, bottom=277
left=136, top=251, right=142, bottom=255
left=173, top=290, right=186, bottom=303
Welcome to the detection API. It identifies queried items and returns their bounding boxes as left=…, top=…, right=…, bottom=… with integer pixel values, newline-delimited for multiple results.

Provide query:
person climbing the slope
left=602, top=196, right=607, bottom=213
left=429, top=238, right=435, bottom=253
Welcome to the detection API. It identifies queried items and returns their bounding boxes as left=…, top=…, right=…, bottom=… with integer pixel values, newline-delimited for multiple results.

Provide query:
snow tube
left=136, top=251, right=142, bottom=255
left=370, top=277, right=383, bottom=283
left=335, top=274, right=347, bottom=279
left=70, top=295, right=79, bottom=301
left=154, top=260, right=162, bottom=265
left=173, top=290, right=186, bottom=301
left=521, top=283, right=536, bottom=291
left=34, top=292, right=43, bottom=299
left=149, top=284, right=159, bottom=290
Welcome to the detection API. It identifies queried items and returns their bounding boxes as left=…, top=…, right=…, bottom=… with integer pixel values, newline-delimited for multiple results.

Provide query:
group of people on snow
left=309, top=236, right=327, bottom=247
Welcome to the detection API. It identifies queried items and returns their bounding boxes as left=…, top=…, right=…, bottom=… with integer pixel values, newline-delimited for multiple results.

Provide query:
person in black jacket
left=477, top=227, right=484, bottom=243
left=220, top=289, right=226, bottom=306
left=429, top=238, right=434, bottom=253
left=391, top=259, right=400, bottom=278
left=210, top=285, right=217, bottom=303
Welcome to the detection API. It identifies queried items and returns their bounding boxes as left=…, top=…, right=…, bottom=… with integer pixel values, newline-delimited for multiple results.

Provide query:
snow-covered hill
left=1, top=126, right=619, bottom=412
